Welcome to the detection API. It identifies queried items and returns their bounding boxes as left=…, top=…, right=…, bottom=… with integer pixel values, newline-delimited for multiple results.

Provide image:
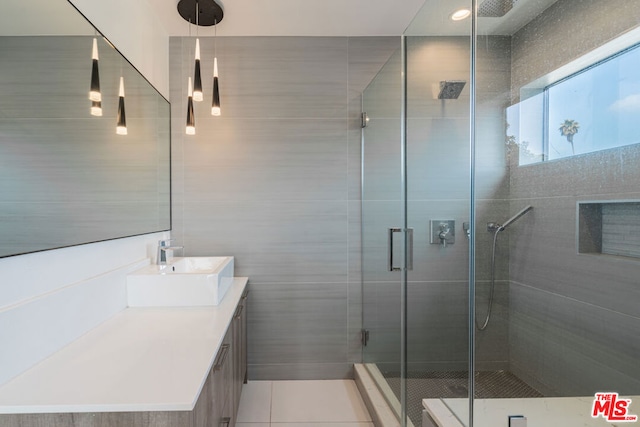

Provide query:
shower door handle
left=388, top=227, right=414, bottom=272
left=388, top=228, right=401, bottom=271
left=407, top=228, right=414, bottom=271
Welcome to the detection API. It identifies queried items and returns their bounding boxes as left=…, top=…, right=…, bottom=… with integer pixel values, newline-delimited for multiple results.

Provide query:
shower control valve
left=430, top=220, right=455, bottom=248
left=439, top=224, right=450, bottom=247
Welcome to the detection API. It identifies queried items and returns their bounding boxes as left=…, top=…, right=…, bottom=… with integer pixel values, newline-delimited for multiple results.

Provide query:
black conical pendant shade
left=211, top=57, right=220, bottom=116
left=186, top=77, right=196, bottom=135
left=193, top=38, right=203, bottom=102
left=89, top=38, right=101, bottom=102
left=117, top=77, right=127, bottom=135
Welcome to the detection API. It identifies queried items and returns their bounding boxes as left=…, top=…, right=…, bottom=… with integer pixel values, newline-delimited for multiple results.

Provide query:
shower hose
left=476, top=226, right=502, bottom=331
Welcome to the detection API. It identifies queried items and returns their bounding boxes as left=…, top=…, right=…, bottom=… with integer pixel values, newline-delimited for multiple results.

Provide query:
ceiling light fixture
left=192, top=2, right=203, bottom=102
left=91, top=100, right=102, bottom=117
left=211, top=19, right=220, bottom=116
left=193, top=38, right=203, bottom=101
left=451, top=8, right=472, bottom=21
left=186, top=77, right=196, bottom=135
left=116, top=76, right=127, bottom=135
left=177, top=0, right=224, bottom=119
left=177, top=0, right=224, bottom=27
left=89, top=37, right=101, bottom=105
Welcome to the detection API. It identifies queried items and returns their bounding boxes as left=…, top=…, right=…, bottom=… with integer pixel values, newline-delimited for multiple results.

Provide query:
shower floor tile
left=384, top=370, right=543, bottom=427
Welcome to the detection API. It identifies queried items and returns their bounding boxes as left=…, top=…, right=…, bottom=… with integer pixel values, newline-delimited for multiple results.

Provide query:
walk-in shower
left=360, top=1, right=640, bottom=426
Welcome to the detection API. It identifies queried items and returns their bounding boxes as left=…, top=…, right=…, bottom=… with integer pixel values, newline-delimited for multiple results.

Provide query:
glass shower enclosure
left=361, top=1, right=640, bottom=426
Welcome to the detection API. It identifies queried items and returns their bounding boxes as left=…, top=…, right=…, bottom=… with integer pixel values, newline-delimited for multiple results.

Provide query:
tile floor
left=236, top=380, right=373, bottom=427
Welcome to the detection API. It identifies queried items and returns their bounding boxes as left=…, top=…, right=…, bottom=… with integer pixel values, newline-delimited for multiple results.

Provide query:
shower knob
left=430, top=220, right=455, bottom=247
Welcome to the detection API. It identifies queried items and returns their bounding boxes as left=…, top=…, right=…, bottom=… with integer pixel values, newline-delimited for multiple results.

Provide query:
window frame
left=515, top=41, right=640, bottom=165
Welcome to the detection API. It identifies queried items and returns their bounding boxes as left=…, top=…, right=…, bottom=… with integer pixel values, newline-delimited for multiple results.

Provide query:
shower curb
left=354, top=364, right=415, bottom=427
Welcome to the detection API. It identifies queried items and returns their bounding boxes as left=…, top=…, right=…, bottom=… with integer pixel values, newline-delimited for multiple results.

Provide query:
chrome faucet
left=156, top=239, right=183, bottom=265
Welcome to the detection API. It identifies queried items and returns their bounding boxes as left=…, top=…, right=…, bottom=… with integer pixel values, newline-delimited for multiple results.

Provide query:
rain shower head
left=438, top=80, right=466, bottom=99
left=478, top=0, right=520, bottom=17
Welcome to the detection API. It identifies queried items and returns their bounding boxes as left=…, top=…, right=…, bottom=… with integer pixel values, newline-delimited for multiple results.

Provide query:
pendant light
left=89, top=37, right=101, bottom=102
left=192, top=2, right=203, bottom=102
left=176, top=0, right=225, bottom=117
left=186, top=77, right=196, bottom=135
left=91, top=100, right=103, bottom=117
left=116, top=77, right=127, bottom=135
left=193, top=38, right=203, bottom=101
left=89, top=37, right=101, bottom=115
left=211, top=19, right=221, bottom=116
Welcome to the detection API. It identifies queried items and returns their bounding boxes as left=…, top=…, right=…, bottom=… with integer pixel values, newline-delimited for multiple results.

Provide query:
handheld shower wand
left=499, top=205, right=533, bottom=230
left=477, top=205, right=533, bottom=331
left=486, top=205, right=533, bottom=233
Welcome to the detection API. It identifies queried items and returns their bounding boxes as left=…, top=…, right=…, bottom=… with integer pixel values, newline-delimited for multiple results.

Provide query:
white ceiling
left=147, top=0, right=427, bottom=37
left=0, top=0, right=93, bottom=35
left=149, top=0, right=560, bottom=38
left=0, top=0, right=560, bottom=38
left=405, top=0, right=559, bottom=36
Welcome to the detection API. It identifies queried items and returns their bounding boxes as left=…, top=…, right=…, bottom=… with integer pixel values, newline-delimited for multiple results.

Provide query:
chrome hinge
left=361, top=329, right=370, bottom=346
left=361, top=112, right=369, bottom=128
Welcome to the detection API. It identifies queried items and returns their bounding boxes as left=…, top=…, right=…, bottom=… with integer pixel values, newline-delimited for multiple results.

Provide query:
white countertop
left=0, top=277, right=248, bottom=414
left=424, top=395, right=640, bottom=427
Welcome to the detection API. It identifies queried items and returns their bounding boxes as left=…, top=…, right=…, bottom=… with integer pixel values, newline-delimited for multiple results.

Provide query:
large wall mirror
left=0, top=0, right=171, bottom=258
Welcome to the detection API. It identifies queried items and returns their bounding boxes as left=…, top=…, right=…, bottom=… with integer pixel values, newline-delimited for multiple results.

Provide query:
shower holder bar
left=487, top=222, right=502, bottom=232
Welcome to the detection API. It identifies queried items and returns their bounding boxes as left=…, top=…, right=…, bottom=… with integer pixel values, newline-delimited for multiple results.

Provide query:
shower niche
left=578, top=201, right=640, bottom=259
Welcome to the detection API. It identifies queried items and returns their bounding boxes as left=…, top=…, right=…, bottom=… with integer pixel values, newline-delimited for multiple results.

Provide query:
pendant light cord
left=195, top=1, right=199, bottom=35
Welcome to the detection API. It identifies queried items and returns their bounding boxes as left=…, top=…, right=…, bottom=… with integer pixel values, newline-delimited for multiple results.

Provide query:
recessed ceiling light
left=451, top=8, right=471, bottom=21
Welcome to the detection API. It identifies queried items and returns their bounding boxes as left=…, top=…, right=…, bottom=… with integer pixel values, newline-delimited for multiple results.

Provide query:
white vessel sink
left=127, top=256, right=234, bottom=307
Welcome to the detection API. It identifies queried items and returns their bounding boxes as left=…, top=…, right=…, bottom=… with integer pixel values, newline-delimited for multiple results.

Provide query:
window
left=507, top=43, right=640, bottom=165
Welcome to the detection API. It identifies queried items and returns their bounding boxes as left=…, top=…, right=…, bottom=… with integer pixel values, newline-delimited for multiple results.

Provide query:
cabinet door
left=241, top=290, right=248, bottom=384
left=223, top=326, right=234, bottom=417
left=212, top=328, right=233, bottom=427
left=193, top=365, right=218, bottom=427
left=232, top=297, right=244, bottom=422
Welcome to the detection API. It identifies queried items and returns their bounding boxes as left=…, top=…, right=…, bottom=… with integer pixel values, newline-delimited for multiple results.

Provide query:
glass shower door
left=404, top=3, right=474, bottom=426
left=362, top=0, right=472, bottom=426
left=361, top=46, right=404, bottom=363
left=361, top=1, right=474, bottom=424
left=361, top=45, right=408, bottom=419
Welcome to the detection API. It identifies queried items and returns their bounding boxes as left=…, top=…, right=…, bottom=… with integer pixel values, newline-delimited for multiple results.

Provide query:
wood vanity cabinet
left=196, top=290, right=248, bottom=427
left=194, top=325, right=233, bottom=427
left=232, top=290, right=249, bottom=422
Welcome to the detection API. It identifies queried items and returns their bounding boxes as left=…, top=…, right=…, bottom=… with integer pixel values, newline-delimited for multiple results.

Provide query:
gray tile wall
left=509, top=0, right=640, bottom=395
left=169, top=36, right=398, bottom=380
left=511, top=0, right=640, bottom=103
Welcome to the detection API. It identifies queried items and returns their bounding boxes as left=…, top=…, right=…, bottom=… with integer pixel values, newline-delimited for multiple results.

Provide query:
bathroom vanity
left=0, top=277, right=248, bottom=427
